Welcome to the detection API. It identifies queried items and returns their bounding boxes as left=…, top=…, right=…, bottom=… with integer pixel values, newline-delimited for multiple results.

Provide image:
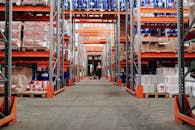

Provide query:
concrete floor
left=1, top=78, right=195, bottom=130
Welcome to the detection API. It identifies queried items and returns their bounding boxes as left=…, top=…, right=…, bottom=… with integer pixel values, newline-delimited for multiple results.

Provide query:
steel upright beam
left=4, top=0, right=12, bottom=116
left=105, top=44, right=107, bottom=76
left=69, top=1, right=73, bottom=82
left=77, top=34, right=80, bottom=80
left=56, top=0, right=61, bottom=90
left=49, top=0, right=54, bottom=85
left=61, top=0, right=65, bottom=87
left=114, top=23, right=117, bottom=82
left=125, top=0, right=129, bottom=85
left=109, top=25, right=112, bottom=80
left=130, top=0, right=135, bottom=90
left=137, top=0, right=142, bottom=86
left=117, top=0, right=121, bottom=81
left=177, top=0, right=186, bottom=113
left=72, top=20, right=75, bottom=82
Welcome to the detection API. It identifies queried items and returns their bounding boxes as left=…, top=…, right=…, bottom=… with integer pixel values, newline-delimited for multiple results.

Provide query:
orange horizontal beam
left=81, top=40, right=107, bottom=44
left=64, top=35, right=70, bottom=40
left=79, top=27, right=111, bottom=30
left=87, top=50, right=102, bottom=53
left=84, top=46, right=104, bottom=49
left=0, top=6, right=50, bottom=12
left=79, top=33, right=110, bottom=37
left=76, top=30, right=113, bottom=33
left=0, top=51, right=50, bottom=58
left=87, top=52, right=102, bottom=55
left=135, top=17, right=189, bottom=23
left=76, top=16, right=189, bottom=24
left=140, top=8, right=189, bottom=13
left=120, top=61, right=149, bottom=65
left=141, top=52, right=195, bottom=58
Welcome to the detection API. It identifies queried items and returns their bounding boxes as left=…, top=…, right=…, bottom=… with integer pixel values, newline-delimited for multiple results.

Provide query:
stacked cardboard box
left=0, top=22, right=22, bottom=50
left=140, top=67, right=194, bottom=96
left=23, top=22, right=49, bottom=49
left=22, top=0, right=49, bottom=6
left=135, top=35, right=177, bottom=53
left=156, top=67, right=192, bottom=95
left=27, top=80, right=49, bottom=91
left=139, top=75, right=157, bottom=93
left=0, top=0, right=22, bottom=5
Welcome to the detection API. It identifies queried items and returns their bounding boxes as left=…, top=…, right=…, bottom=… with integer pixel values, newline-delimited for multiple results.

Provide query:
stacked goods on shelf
left=64, top=0, right=70, bottom=10
left=0, top=0, right=22, bottom=5
left=88, top=0, right=102, bottom=10
left=104, top=0, right=116, bottom=10
left=139, top=67, right=194, bottom=96
left=120, top=44, right=125, bottom=61
left=134, top=35, right=176, bottom=52
left=156, top=67, right=192, bottom=95
left=72, top=0, right=127, bottom=10
left=73, top=0, right=87, bottom=9
left=0, top=75, right=27, bottom=93
left=139, top=75, right=157, bottom=93
left=0, top=67, right=32, bottom=94
left=189, top=3, right=195, bottom=24
left=27, top=80, right=49, bottom=91
left=0, top=22, right=22, bottom=50
left=22, top=0, right=49, bottom=6
left=23, top=22, right=49, bottom=50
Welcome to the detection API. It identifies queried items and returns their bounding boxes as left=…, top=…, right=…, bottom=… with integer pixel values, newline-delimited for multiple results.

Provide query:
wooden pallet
left=144, top=92, right=169, bottom=98
left=18, top=91, right=47, bottom=98
left=22, top=47, right=49, bottom=52
left=169, top=94, right=192, bottom=98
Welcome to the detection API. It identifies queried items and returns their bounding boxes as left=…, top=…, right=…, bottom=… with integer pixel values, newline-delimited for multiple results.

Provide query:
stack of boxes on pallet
left=0, top=0, right=49, bottom=5
left=0, top=22, right=22, bottom=50
left=23, top=22, right=49, bottom=51
left=28, top=80, right=49, bottom=91
left=135, top=35, right=177, bottom=53
left=0, top=22, right=50, bottom=51
left=140, top=67, right=195, bottom=97
left=21, top=0, right=49, bottom=5
left=0, top=0, right=22, bottom=5
left=70, top=0, right=127, bottom=11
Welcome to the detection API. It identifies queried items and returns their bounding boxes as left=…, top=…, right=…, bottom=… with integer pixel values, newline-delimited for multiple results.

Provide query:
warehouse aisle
left=2, top=78, right=195, bottom=130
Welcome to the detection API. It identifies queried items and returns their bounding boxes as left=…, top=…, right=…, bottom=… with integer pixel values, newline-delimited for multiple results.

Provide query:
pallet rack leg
left=0, top=96, right=16, bottom=126
left=174, top=96, right=195, bottom=126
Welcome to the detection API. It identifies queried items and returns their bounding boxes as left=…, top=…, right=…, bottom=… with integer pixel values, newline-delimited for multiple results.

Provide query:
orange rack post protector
left=174, top=96, right=195, bottom=126
left=47, top=85, right=54, bottom=98
left=0, top=96, right=16, bottom=126
left=109, top=77, right=114, bottom=82
left=136, top=85, right=144, bottom=98
left=118, top=79, right=122, bottom=87
left=68, top=79, right=72, bottom=86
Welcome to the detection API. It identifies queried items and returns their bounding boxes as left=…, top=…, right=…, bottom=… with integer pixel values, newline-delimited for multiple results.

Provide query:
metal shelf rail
left=125, top=0, right=143, bottom=97
left=174, top=0, right=195, bottom=126
left=0, top=0, right=16, bottom=127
